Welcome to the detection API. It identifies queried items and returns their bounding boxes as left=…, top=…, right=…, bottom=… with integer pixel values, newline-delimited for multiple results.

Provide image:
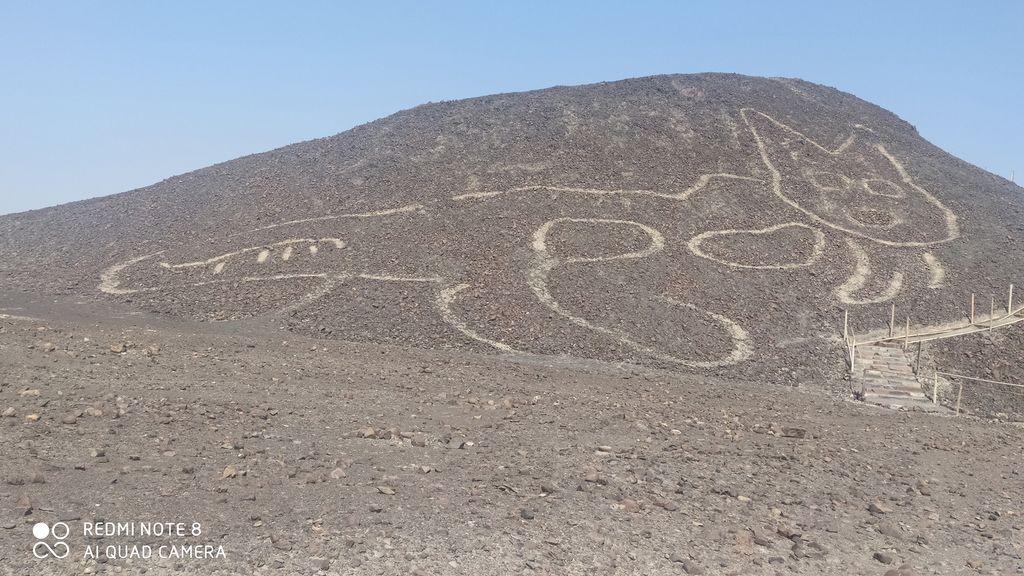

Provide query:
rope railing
left=932, top=370, right=1024, bottom=416
left=842, top=284, right=1022, bottom=372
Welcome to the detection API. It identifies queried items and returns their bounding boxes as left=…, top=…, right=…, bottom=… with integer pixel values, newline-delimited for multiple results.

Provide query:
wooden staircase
left=853, top=342, right=944, bottom=411
left=845, top=287, right=1022, bottom=412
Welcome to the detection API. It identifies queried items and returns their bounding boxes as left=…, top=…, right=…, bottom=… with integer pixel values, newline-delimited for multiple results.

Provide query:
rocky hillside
left=2, top=73, right=1022, bottom=385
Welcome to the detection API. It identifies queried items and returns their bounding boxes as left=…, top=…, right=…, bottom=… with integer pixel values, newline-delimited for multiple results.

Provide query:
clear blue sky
left=1, top=1, right=1021, bottom=215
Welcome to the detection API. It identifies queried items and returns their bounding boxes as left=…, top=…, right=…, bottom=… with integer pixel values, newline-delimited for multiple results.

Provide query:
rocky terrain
left=1, top=73, right=1023, bottom=574
left=1, top=74, right=1022, bottom=383
left=0, top=298, right=1022, bottom=575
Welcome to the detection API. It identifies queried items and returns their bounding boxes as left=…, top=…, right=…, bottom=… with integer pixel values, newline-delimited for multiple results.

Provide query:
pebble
left=2, top=407, right=15, bottom=417
left=654, top=498, right=678, bottom=511
left=411, top=435, right=427, bottom=448
left=110, top=343, right=127, bottom=354
left=329, top=467, right=347, bottom=479
left=884, top=565, right=919, bottom=576
left=781, top=427, right=807, bottom=439
left=61, top=414, right=78, bottom=425
left=681, top=560, right=705, bottom=574
left=914, top=480, right=932, bottom=496
left=873, top=551, right=894, bottom=564
left=869, top=502, right=891, bottom=515
left=519, top=508, right=535, bottom=520
left=620, top=498, right=640, bottom=513
left=377, top=486, right=396, bottom=495
left=222, top=465, right=238, bottom=479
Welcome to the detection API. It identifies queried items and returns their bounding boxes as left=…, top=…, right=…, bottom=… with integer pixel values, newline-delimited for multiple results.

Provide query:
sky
left=1, top=1, right=1021, bottom=215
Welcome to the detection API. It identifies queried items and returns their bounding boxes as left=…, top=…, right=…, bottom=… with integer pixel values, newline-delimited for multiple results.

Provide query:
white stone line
left=686, top=222, right=826, bottom=270
left=452, top=173, right=761, bottom=202
left=99, top=249, right=517, bottom=351
left=741, top=108, right=959, bottom=247
left=922, top=252, right=946, bottom=288
left=240, top=204, right=426, bottom=235
left=876, top=144, right=960, bottom=240
left=99, top=252, right=166, bottom=295
left=835, top=239, right=904, bottom=305
left=360, top=273, right=443, bottom=283
left=159, top=238, right=344, bottom=270
left=531, top=217, right=666, bottom=262
left=0, top=313, right=42, bottom=322
left=435, top=283, right=517, bottom=352
left=528, top=218, right=751, bottom=368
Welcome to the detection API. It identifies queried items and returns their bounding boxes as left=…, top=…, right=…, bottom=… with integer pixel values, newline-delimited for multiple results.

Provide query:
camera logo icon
left=32, top=522, right=70, bottom=559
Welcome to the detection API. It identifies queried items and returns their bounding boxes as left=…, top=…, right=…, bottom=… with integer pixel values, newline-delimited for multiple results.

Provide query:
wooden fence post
left=970, top=293, right=975, bottom=324
left=932, top=371, right=938, bottom=405
left=850, top=336, right=856, bottom=373
left=915, top=341, right=922, bottom=374
left=904, top=317, right=910, bottom=350
left=1009, top=284, right=1015, bottom=313
left=955, top=381, right=963, bottom=416
left=889, top=303, right=895, bottom=338
left=991, top=296, right=996, bottom=330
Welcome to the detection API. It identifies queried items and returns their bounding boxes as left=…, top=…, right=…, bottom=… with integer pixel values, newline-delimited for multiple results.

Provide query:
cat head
left=741, top=108, right=959, bottom=247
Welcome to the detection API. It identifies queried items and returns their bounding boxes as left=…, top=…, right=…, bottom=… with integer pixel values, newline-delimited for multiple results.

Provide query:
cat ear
left=741, top=108, right=865, bottom=168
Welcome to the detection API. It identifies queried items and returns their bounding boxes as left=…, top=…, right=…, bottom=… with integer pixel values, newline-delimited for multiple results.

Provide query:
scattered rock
left=873, top=551, right=894, bottom=564
left=654, top=498, right=678, bottom=511
left=110, top=343, right=127, bottom=354
left=884, top=565, right=919, bottom=576
left=376, top=486, right=395, bottom=495
left=222, top=465, right=238, bottom=479
left=2, top=407, right=15, bottom=418
left=15, top=494, right=32, bottom=515
left=620, top=498, right=640, bottom=513
left=869, top=502, right=891, bottom=515
left=781, top=427, right=807, bottom=439
left=329, top=467, right=347, bottom=479
left=61, top=414, right=78, bottom=425
left=681, top=559, right=705, bottom=574
left=914, top=479, right=932, bottom=496
left=519, top=508, right=535, bottom=520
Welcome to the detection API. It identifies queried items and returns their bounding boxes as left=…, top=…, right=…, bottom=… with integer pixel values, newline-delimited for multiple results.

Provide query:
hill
left=2, top=73, right=1022, bottom=386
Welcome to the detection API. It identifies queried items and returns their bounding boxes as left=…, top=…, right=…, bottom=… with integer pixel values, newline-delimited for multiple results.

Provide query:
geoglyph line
left=741, top=108, right=960, bottom=247
left=687, top=222, right=826, bottom=270
left=923, top=252, right=946, bottom=288
left=435, top=284, right=517, bottom=352
left=95, top=108, right=969, bottom=369
left=528, top=218, right=752, bottom=368
left=238, top=203, right=427, bottom=235
left=453, top=173, right=761, bottom=202
left=159, top=238, right=344, bottom=270
left=835, top=239, right=904, bottom=305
